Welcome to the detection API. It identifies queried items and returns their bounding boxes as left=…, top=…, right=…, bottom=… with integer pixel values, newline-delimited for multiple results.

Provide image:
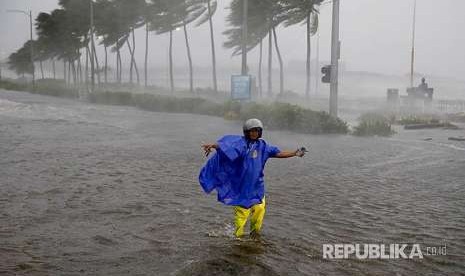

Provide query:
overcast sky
left=1, top=0, right=465, bottom=80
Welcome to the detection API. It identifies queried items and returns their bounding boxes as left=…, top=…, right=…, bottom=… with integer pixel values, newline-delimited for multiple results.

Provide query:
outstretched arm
left=274, top=148, right=306, bottom=158
left=201, top=143, right=218, bottom=157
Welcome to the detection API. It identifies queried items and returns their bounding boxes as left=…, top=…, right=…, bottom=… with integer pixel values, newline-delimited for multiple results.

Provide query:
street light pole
left=241, top=0, right=248, bottom=75
left=410, top=0, right=417, bottom=88
left=329, top=0, right=340, bottom=117
left=315, top=21, right=320, bottom=96
left=7, top=9, right=35, bottom=90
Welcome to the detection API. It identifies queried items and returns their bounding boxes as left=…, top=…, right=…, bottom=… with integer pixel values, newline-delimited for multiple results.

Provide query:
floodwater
left=0, top=89, right=464, bottom=275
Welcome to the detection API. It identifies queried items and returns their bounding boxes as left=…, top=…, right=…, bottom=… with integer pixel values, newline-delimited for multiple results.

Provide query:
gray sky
left=1, top=0, right=465, bottom=80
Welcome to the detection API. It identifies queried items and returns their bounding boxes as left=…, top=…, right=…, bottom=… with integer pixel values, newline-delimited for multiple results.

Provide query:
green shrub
left=396, top=115, right=439, bottom=125
left=353, top=113, right=395, bottom=136
left=132, top=93, right=223, bottom=116
left=35, top=79, right=78, bottom=98
left=0, top=80, right=29, bottom=91
left=239, top=102, right=348, bottom=134
left=0, top=79, right=80, bottom=98
left=1, top=79, right=349, bottom=135
left=89, top=91, right=133, bottom=105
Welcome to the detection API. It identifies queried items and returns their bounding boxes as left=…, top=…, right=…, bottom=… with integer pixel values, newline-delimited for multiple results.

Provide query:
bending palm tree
left=282, top=0, right=322, bottom=98
left=224, top=0, right=286, bottom=96
left=195, top=0, right=218, bottom=93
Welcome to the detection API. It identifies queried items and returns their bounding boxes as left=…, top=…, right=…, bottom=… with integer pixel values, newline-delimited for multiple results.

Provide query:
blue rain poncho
left=199, top=135, right=281, bottom=209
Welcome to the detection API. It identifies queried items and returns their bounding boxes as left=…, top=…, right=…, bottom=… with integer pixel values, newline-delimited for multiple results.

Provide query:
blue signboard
left=231, top=75, right=251, bottom=100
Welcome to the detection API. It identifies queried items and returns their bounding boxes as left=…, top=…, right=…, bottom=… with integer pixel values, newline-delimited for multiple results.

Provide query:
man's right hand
left=201, top=143, right=217, bottom=157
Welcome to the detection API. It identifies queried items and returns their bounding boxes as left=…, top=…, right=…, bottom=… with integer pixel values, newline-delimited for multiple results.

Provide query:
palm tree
left=195, top=0, right=218, bottom=93
left=182, top=0, right=208, bottom=93
left=113, top=0, right=146, bottom=85
left=148, top=0, right=200, bottom=92
left=149, top=0, right=178, bottom=92
left=93, top=0, right=110, bottom=84
left=57, top=0, right=94, bottom=85
left=143, top=12, right=152, bottom=88
left=91, top=0, right=146, bottom=86
left=272, top=26, right=284, bottom=95
left=35, top=9, right=83, bottom=84
left=282, top=0, right=323, bottom=98
left=224, top=0, right=286, bottom=96
left=93, top=0, right=121, bottom=83
left=8, top=41, right=34, bottom=78
left=34, top=37, right=50, bottom=80
left=36, top=11, right=63, bottom=81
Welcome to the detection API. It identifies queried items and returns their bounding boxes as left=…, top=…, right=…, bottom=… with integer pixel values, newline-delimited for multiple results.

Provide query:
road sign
left=231, top=75, right=252, bottom=100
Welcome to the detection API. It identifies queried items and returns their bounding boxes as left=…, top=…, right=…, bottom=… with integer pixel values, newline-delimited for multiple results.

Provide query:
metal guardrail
left=435, top=100, right=465, bottom=113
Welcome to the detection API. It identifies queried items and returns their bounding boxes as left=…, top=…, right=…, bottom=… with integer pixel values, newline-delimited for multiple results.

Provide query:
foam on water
left=0, top=97, right=85, bottom=122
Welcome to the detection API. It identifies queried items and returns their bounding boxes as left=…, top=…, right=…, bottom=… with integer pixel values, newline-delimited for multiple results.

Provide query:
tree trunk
left=169, top=30, right=174, bottom=92
left=258, top=40, right=263, bottom=97
left=183, top=23, right=194, bottom=93
left=267, top=30, right=272, bottom=96
left=71, top=60, right=77, bottom=85
left=40, top=60, right=44, bottom=79
left=126, top=38, right=140, bottom=85
left=273, top=27, right=284, bottom=95
left=305, top=13, right=311, bottom=99
left=84, top=46, right=90, bottom=85
left=127, top=39, right=134, bottom=84
left=207, top=0, right=218, bottom=93
left=104, top=45, right=108, bottom=84
left=90, top=42, right=95, bottom=90
left=92, top=41, right=101, bottom=85
left=132, top=29, right=140, bottom=85
left=85, top=46, right=89, bottom=88
left=144, top=23, right=149, bottom=88
left=116, top=48, right=120, bottom=83
left=52, top=59, right=56, bottom=79
left=63, top=60, right=67, bottom=84
left=74, top=60, right=78, bottom=85
left=67, top=59, right=71, bottom=84
left=117, top=48, right=122, bottom=83
left=69, top=60, right=72, bottom=84
left=77, top=55, right=82, bottom=85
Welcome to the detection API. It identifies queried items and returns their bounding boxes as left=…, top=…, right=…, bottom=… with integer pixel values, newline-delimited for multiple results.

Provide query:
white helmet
left=243, top=118, right=263, bottom=131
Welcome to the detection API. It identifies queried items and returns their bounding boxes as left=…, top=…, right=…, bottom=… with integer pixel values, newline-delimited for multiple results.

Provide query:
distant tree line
left=8, top=0, right=323, bottom=96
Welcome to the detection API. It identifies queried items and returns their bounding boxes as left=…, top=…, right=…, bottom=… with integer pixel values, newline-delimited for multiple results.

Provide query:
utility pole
left=90, top=0, right=95, bottom=92
left=29, top=10, right=35, bottom=91
left=241, top=0, right=248, bottom=75
left=329, top=0, right=340, bottom=118
left=410, top=0, right=417, bottom=88
left=315, top=29, right=320, bottom=95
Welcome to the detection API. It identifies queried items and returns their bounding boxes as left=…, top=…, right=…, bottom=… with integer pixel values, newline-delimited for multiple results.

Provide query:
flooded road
left=0, top=90, right=464, bottom=275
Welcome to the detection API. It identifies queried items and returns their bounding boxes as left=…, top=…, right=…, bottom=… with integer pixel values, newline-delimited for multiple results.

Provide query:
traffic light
left=321, top=65, right=331, bottom=83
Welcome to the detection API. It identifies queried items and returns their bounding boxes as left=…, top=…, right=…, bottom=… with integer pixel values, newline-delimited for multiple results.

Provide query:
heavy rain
left=0, top=0, right=464, bottom=275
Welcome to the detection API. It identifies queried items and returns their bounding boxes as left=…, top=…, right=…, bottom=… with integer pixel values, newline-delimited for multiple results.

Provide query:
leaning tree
left=282, top=0, right=323, bottom=98
left=8, top=40, right=34, bottom=78
left=224, top=0, right=287, bottom=96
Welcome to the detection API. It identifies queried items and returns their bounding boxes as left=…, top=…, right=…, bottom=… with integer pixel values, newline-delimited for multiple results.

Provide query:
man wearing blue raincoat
left=199, top=118, right=306, bottom=238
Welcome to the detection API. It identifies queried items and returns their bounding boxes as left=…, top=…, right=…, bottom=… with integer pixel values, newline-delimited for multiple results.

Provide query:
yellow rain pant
left=233, top=198, right=266, bottom=237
